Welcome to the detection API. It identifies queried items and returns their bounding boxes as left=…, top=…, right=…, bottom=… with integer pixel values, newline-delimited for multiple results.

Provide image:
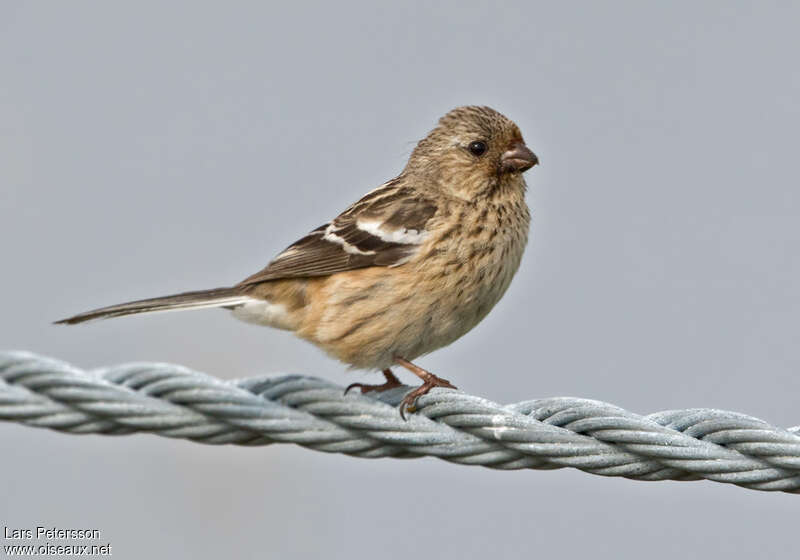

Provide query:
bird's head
left=407, top=106, right=538, bottom=200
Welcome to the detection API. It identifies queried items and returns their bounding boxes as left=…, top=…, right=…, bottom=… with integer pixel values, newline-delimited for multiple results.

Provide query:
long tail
left=55, top=287, right=252, bottom=325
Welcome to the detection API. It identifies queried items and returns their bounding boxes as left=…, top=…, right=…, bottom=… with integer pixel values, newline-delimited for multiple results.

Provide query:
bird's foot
left=344, top=369, right=403, bottom=395
left=394, top=358, right=457, bottom=420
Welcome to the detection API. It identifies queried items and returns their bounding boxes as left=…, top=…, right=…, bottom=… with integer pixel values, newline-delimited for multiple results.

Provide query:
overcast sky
left=2, top=2, right=799, bottom=558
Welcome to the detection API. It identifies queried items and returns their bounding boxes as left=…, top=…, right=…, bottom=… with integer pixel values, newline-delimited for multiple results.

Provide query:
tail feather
left=55, top=287, right=251, bottom=325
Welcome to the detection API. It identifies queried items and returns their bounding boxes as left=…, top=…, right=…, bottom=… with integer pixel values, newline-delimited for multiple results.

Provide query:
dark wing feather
left=237, top=181, right=437, bottom=286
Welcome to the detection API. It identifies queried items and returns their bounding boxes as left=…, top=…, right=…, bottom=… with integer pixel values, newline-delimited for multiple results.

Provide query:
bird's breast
left=295, top=199, right=530, bottom=369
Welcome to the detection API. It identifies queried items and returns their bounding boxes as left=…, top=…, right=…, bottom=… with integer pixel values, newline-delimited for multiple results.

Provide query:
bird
left=56, top=105, right=539, bottom=417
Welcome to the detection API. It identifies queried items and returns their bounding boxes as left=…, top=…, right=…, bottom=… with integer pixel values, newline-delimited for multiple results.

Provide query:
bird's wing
left=237, top=180, right=438, bottom=286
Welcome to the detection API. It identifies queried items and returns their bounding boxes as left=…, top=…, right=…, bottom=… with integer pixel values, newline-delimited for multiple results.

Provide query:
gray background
left=2, top=1, right=798, bottom=558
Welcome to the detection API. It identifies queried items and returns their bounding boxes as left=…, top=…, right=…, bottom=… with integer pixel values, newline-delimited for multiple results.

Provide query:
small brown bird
left=57, top=106, right=538, bottom=416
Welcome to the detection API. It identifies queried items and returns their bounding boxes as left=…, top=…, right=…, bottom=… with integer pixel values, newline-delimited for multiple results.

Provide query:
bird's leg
left=394, top=357, right=457, bottom=419
left=344, top=369, right=403, bottom=395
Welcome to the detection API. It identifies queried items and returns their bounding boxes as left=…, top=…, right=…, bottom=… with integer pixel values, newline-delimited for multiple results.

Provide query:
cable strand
left=2, top=351, right=799, bottom=493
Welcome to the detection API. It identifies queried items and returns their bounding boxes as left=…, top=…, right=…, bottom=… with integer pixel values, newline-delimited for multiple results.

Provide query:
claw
left=344, top=382, right=378, bottom=395
left=397, top=373, right=457, bottom=420
left=344, top=369, right=402, bottom=396
left=399, top=402, right=411, bottom=421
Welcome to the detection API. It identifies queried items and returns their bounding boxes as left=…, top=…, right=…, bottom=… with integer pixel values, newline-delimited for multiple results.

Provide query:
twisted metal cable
left=2, top=351, right=800, bottom=493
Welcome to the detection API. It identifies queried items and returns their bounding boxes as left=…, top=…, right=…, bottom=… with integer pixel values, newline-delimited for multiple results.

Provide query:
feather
left=237, top=180, right=437, bottom=286
left=55, top=287, right=252, bottom=324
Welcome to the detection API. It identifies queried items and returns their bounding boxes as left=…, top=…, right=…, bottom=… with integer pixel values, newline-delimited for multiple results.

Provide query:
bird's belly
left=299, top=242, right=524, bottom=370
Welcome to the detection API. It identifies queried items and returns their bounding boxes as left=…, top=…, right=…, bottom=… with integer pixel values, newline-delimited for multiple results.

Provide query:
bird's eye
left=468, top=141, right=487, bottom=157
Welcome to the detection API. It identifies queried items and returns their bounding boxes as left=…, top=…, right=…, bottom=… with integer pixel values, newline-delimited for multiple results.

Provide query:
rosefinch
left=57, top=106, right=539, bottom=416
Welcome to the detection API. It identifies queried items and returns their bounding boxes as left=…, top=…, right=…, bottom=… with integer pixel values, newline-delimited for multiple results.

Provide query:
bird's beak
left=500, top=142, right=539, bottom=173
